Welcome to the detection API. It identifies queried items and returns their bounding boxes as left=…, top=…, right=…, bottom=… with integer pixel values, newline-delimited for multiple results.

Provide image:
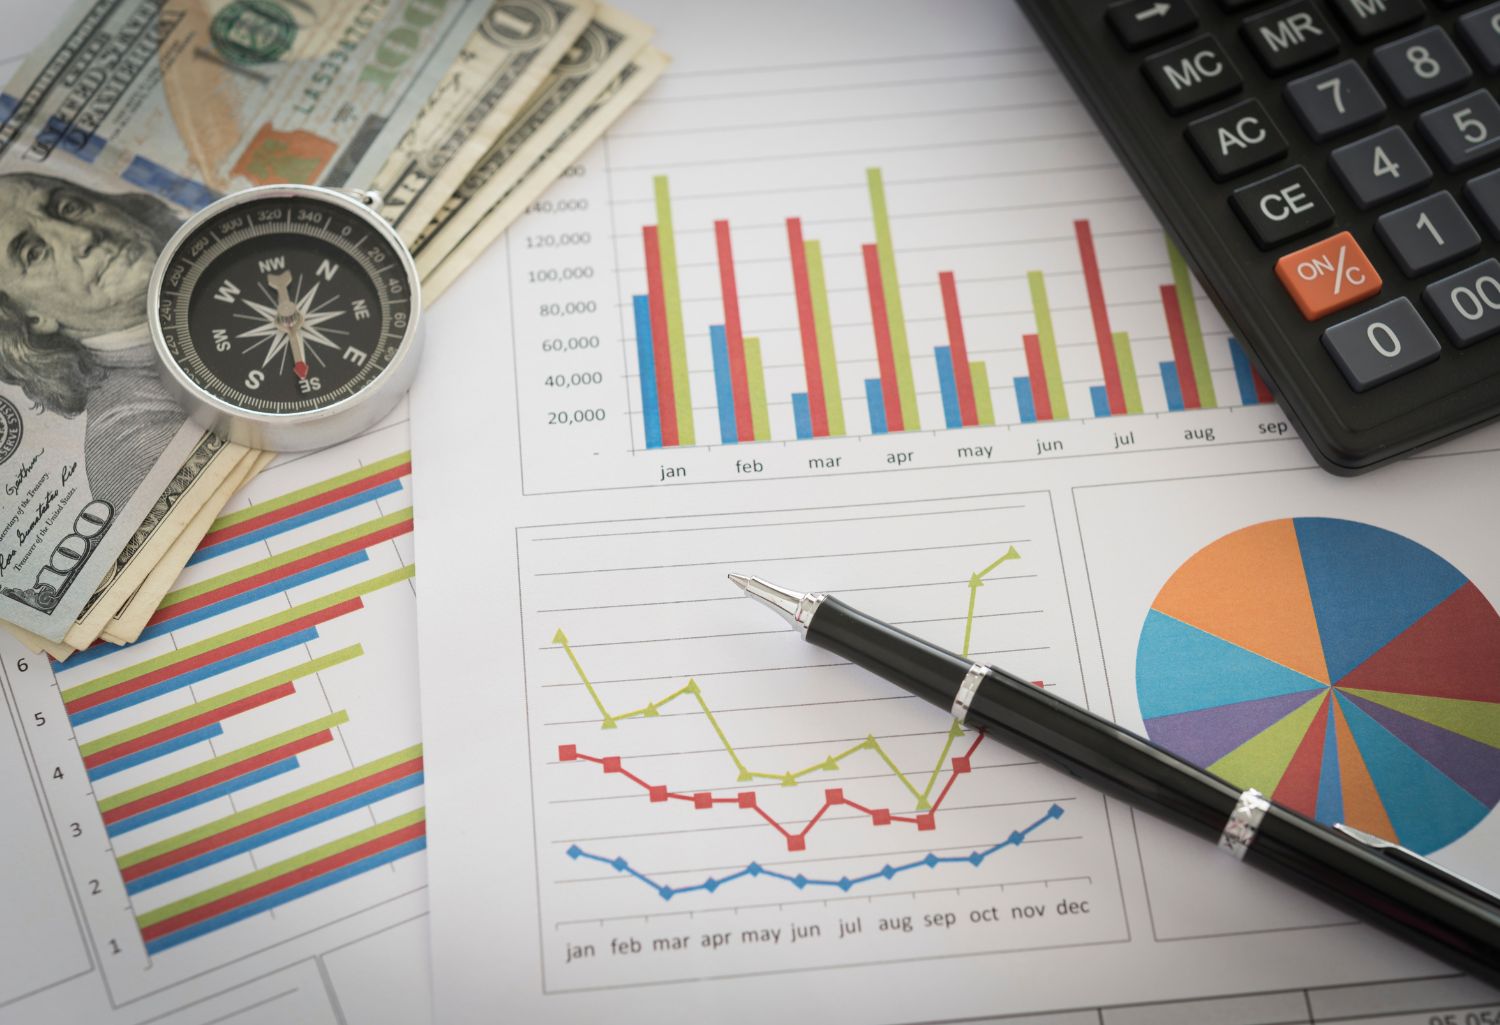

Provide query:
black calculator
left=1018, top=0, right=1500, bottom=473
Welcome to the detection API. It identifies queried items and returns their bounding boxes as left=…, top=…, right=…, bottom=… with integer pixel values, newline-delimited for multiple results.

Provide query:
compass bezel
left=148, top=184, right=424, bottom=452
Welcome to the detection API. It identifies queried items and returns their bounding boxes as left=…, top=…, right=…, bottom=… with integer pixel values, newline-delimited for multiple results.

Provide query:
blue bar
left=107, top=758, right=299, bottom=837
left=188, top=480, right=403, bottom=566
left=1160, top=361, right=1184, bottom=412
left=1229, top=337, right=1260, bottom=406
left=934, top=347, right=961, bottom=429
left=792, top=393, right=812, bottom=439
left=144, top=835, right=428, bottom=954
left=127, top=770, right=425, bottom=894
left=88, top=724, right=224, bottom=781
left=1014, top=377, right=1036, bottom=424
left=709, top=325, right=739, bottom=445
left=69, top=629, right=320, bottom=726
left=1090, top=385, right=1112, bottom=418
left=864, top=379, right=887, bottom=434
left=633, top=296, right=663, bottom=449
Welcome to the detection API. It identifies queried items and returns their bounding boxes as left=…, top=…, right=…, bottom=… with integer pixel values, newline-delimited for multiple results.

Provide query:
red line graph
left=559, top=733, right=986, bottom=852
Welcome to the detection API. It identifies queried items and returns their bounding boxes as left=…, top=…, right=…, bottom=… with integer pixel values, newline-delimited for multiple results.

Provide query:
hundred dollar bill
left=0, top=0, right=488, bottom=206
left=363, top=0, right=596, bottom=245
left=423, top=47, right=667, bottom=302
left=99, top=449, right=273, bottom=646
left=411, top=5, right=652, bottom=278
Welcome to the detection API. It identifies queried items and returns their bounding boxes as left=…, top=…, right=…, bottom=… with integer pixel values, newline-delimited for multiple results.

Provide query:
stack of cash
left=0, top=0, right=666, bottom=658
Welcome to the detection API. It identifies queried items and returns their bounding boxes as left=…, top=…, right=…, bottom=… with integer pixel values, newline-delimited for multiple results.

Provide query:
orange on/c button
left=1274, top=231, right=1382, bottom=320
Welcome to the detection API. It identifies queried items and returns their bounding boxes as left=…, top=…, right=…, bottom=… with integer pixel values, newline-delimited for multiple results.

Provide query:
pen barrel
left=805, top=596, right=1500, bottom=986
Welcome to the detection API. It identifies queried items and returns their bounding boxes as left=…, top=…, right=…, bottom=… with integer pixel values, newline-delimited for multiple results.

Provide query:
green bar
left=212, top=452, right=409, bottom=531
left=970, top=362, right=996, bottom=425
left=803, top=240, right=846, bottom=436
left=62, top=566, right=414, bottom=703
left=137, top=808, right=426, bottom=928
left=867, top=168, right=919, bottom=430
left=99, top=712, right=349, bottom=813
left=167, top=509, right=412, bottom=605
left=654, top=176, right=695, bottom=445
left=1167, top=238, right=1217, bottom=408
left=1113, top=331, right=1143, bottom=415
left=79, top=647, right=363, bottom=758
left=1027, top=271, right=1070, bottom=420
left=743, top=337, right=771, bottom=441
left=119, top=744, right=423, bottom=870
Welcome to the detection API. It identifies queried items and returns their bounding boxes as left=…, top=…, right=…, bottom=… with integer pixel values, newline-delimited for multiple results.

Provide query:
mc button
left=1231, top=165, right=1333, bottom=247
left=1144, top=35, right=1242, bottom=113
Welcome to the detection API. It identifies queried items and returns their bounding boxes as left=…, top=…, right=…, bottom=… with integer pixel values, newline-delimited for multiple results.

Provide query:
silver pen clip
left=1334, top=823, right=1500, bottom=906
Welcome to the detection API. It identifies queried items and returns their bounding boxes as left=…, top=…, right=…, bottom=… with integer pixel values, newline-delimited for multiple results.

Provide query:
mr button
left=1275, top=232, right=1382, bottom=319
left=1231, top=166, right=1332, bottom=247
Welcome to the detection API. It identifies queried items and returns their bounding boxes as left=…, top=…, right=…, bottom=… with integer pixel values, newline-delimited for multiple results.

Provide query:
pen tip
left=727, top=572, right=752, bottom=592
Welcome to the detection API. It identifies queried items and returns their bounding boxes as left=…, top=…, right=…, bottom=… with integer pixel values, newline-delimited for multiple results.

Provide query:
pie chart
left=1136, top=517, right=1500, bottom=855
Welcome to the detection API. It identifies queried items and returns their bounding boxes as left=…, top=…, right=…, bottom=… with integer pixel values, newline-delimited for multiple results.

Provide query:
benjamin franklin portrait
left=0, top=171, right=189, bottom=510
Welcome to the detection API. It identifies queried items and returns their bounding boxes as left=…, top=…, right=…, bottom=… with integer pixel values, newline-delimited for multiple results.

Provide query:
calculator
left=1018, top=0, right=1500, bottom=473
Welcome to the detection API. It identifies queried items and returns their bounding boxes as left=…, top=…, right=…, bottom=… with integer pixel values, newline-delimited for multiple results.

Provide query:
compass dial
left=156, top=193, right=414, bottom=416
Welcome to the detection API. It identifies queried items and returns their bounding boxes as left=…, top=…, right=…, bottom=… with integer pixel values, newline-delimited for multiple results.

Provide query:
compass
left=149, top=185, right=423, bottom=451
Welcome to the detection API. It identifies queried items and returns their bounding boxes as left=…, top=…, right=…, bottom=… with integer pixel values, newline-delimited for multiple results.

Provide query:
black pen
left=728, top=573, right=1500, bottom=987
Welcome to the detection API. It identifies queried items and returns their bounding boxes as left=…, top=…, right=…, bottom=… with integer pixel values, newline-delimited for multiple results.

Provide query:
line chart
left=567, top=804, right=1066, bottom=900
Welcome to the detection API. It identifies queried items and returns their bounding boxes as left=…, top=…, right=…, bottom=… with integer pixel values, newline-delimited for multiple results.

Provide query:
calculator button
left=1284, top=60, right=1385, bottom=141
left=1463, top=167, right=1500, bottom=238
left=1457, top=3, right=1500, bottom=72
left=1109, top=0, right=1197, bottom=50
left=1417, top=90, right=1500, bottom=171
left=1423, top=259, right=1500, bottom=347
left=1143, top=35, right=1242, bottom=113
left=1375, top=192, right=1481, bottom=276
left=1275, top=231, right=1382, bottom=319
left=1230, top=166, right=1333, bottom=247
left=1186, top=99, right=1287, bottom=179
left=1327, top=0, right=1423, bottom=41
left=1242, top=1, right=1337, bottom=73
left=1371, top=27, right=1472, bottom=106
left=1322, top=299, right=1440, bottom=391
left=1329, top=127, right=1431, bottom=209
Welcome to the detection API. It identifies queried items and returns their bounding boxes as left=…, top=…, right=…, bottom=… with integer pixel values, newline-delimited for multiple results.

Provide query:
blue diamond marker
left=612, top=856, right=629, bottom=870
left=747, top=862, right=763, bottom=875
left=793, top=874, right=808, bottom=889
left=838, top=876, right=852, bottom=891
left=882, top=865, right=895, bottom=879
left=923, top=853, right=939, bottom=868
left=566, top=845, right=582, bottom=859
left=705, top=879, right=719, bottom=892
left=1009, top=831, right=1025, bottom=845
left=659, top=886, right=674, bottom=900
left=968, top=852, right=983, bottom=865
left=1049, top=804, right=1065, bottom=818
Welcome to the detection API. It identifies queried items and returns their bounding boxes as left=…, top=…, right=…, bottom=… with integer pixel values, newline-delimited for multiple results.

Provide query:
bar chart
left=513, top=492, right=1127, bottom=991
left=3, top=424, right=428, bottom=1001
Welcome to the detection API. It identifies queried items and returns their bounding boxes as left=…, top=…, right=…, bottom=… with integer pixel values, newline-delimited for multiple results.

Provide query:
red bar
left=1022, top=333, right=1053, bottom=421
left=102, top=730, right=333, bottom=826
left=1160, top=285, right=1202, bottom=409
left=67, top=598, right=363, bottom=716
left=861, top=244, right=904, bottom=431
left=938, top=272, right=978, bottom=427
left=121, top=756, right=424, bottom=883
left=85, top=682, right=296, bottom=771
left=198, top=463, right=410, bottom=550
left=140, top=819, right=426, bottom=943
left=713, top=221, right=756, bottom=442
left=642, top=226, right=679, bottom=446
left=785, top=218, right=829, bottom=436
left=1252, top=366, right=1274, bottom=403
left=152, top=519, right=411, bottom=628
left=1075, top=220, right=1126, bottom=415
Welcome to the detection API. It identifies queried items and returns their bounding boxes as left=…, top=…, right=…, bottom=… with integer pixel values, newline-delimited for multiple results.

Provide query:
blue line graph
left=567, top=804, right=1064, bottom=900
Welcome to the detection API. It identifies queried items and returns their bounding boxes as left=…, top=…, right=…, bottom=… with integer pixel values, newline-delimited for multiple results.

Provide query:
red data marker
left=737, top=792, right=757, bottom=808
left=558, top=744, right=577, bottom=761
left=952, top=756, right=971, bottom=774
left=648, top=785, right=668, bottom=803
left=693, top=792, right=713, bottom=809
left=787, top=836, right=806, bottom=852
left=872, top=809, right=892, bottom=826
left=824, top=788, right=844, bottom=804
left=916, top=814, right=936, bottom=831
left=601, top=756, right=622, bottom=773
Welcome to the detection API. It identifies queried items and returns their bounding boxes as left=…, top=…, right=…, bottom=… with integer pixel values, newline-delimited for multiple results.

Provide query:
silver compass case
left=148, top=184, right=424, bottom=452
